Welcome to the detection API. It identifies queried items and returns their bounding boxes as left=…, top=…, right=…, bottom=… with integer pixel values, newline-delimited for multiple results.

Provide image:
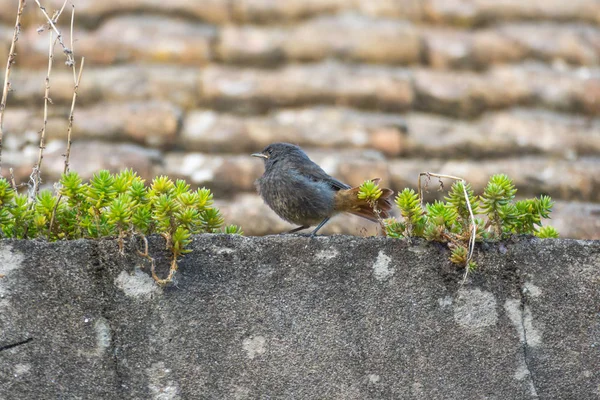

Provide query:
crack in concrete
left=519, top=290, right=540, bottom=399
left=0, top=337, right=33, bottom=352
left=90, top=242, right=127, bottom=397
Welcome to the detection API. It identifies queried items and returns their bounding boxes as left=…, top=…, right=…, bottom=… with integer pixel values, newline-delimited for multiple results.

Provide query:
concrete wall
left=0, top=235, right=598, bottom=399
left=1, top=1, right=600, bottom=238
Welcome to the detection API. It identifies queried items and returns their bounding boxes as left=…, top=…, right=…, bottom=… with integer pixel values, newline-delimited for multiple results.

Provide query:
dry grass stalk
left=30, top=31, right=56, bottom=198
left=63, top=4, right=84, bottom=174
left=48, top=4, right=84, bottom=231
left=64, top=58, right=84, bottom=174
left=0, top=0, right=26, bottom=176
left=30, top=0, right=70, bottom=197
left=418, top=172, right=477, bottom=284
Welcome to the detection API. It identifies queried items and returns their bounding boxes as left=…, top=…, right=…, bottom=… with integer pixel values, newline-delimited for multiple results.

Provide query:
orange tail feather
left=334, top=178, right=394, bottom=222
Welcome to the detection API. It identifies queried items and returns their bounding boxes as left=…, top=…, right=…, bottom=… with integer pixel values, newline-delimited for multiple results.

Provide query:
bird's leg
left=286, top=225, right=309, bottom=234
left=310, top=217, right=331, bottom=236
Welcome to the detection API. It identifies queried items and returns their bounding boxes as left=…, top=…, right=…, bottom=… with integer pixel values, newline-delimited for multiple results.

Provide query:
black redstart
left=252, top=142, right=394, bottom=235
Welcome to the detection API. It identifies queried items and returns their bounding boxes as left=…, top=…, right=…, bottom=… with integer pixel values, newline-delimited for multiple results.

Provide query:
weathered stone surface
left=73, top=101, right=182, bottom=147
left=216, top=25, right=287, bottom=66
left=180, top=107, right=407, bottom=155
left=1, top=147, right=40, bottom=184
left=217, top=194, right=600, bottom=239
left=216, top=193, right=384, bottom=236
left=0, top=23, right=12, bottom=58
left=232, top=0, right=348, bottom=23
left=478, top=109, right=600, bottom=157
left=413, top=68, right=531, bottom=117
left=431, top=23, right=600, bottom=70
left=404, top=109, right=600, bottom=158
left=200, top=62, right=414, bottom=113
left=425, top=0, right=600, bottom=25
left=353, top=0, right=426, bottom=20
left=41, top=140, right=162, bottom=182
left=422, top=28, right=528, bottom=69
left=387, top=158, right=446, bottom=193
left=551, top=201, right=600, bottom=240
left=75, top=16, right=216, bottom=65
left=218, top=14, right=420, bottom=65
left=4, top=15, right=213, bottom=68
left=389, top=157, right=600, bottom=202
left=0, top=0, right=599, bottom=247
left=512, top=62, right=600, bottom=115
left=13, top=17, right=600, bottom=70
left=414, top=63, right=600, bottom=117
left=423, top=28, right=479, bottom=70
left=2, top=0, right=600, bottom=25
left=498, top=23, right=600, bottom=66
left=8, top=65, right=201, bottom=109
left=5, top=62, right=598, bottom=117
left=180, top=107, right=600, bottom=158
left=163, top=149, right=390, bottom=197
left=0, top=236, right=598, bottom=399
left=1, top=107, right=70, bottom=141
left=163, top=152, right=263, bottom=196
left=0, top=240, right=118, bottom=399
left=180, top=110, right=253, bottom=153
left=41, top=0, right=232, bottom=26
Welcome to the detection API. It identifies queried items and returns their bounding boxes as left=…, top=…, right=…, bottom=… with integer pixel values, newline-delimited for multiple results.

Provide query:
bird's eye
left=267, top=148, right=273, bottom=155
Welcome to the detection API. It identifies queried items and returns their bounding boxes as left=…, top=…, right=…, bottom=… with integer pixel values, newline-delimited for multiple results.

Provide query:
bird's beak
left=251, top=153, right=269, bottom=159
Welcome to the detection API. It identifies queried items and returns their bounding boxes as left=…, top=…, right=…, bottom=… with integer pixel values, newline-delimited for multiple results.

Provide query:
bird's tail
left=334, top=178, right=394, bottom=222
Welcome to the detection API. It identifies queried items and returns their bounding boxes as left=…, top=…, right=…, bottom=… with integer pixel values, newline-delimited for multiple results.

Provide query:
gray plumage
left=253, top=143, right=348, bottom=231
left=252, top=142, right=394, bottom=235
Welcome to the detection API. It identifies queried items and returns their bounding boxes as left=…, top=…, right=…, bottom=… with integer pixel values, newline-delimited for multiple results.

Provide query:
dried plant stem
left=48, top=192, right=62, bottom=235
left=34, top=0, right=74, bottom=66
left=151, top=257, right=179, bottom=286
left=31, top=32, right=56, bottom=199
left=418, top=172, right=477, bottom=283
left=63, top=57, right=84, bottom=174
left=56, top=0, right=68, bottom=20
left=69, top=3, right=76, bottom=82
left=134, top=234, right=177, bottom=285
left=0, top=0, right=26, bottom=176
left=9, top=168, right=17, bottom=190
left=50, top=3, right=83, bottom=230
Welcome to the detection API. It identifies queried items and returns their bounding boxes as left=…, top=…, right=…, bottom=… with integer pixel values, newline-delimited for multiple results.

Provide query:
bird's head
left=251, top=142, right=308, bottom=169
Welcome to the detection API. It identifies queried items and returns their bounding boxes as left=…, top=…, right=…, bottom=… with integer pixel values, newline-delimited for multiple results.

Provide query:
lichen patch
left=242, top=335, right=267, bottom=360
left=372, top=251, right=394, bottom=281
left=115, top=268, right=162, bottom=300
left=454, top=288, right=498, bottom=330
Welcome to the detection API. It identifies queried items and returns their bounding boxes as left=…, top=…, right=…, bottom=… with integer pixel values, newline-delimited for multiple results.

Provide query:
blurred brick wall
left=1, top=0, right=599, bottom=237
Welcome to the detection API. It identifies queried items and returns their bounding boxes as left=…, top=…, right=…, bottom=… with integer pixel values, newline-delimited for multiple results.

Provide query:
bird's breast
left=256, top=170, right=335, bottom=225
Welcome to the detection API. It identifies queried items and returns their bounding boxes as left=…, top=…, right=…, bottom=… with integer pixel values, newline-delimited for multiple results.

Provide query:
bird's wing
left=295, top=162, right=350, bottom=191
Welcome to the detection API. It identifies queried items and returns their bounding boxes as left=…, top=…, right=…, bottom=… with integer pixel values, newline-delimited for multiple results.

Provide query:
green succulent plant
left=0, top=169, right=242, bottom=284
left=359, top=174, right=558, bottom=273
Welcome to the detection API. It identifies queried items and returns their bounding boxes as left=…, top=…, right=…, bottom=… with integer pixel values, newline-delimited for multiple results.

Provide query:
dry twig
left=33, top=0, right=74, bottom=66
left=9, top=168, right=17, bottom=190
left=0, top=0, right=26, bottom=176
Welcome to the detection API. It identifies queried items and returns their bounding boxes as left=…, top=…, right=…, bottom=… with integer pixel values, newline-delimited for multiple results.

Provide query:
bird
left=251, top=142, right=394, bottom=235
